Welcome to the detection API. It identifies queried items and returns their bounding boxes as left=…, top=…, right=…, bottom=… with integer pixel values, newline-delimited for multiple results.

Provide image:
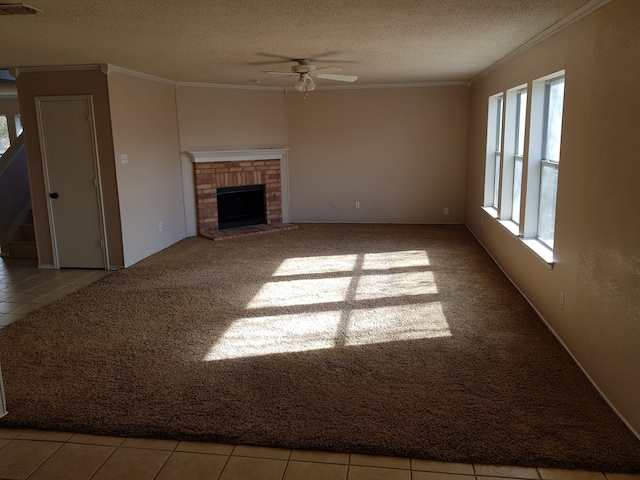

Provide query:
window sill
left=498, top=219, right=520, bottom=236
left=480, top=206, right=554, bottom=268
left=481, top=206, right=498, bottom=219
left=521, top=238, right=554, bottom=268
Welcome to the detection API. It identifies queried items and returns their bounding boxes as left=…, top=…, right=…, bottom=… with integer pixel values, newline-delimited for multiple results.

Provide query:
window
left=484, top=94, right=503, bottom=211
left=482, top=71, right=565, bottom=264
left=15, top=114, right=23, bottom=136
left=493, top=95, right=503, bottom=209
left=536, top=77, right=564, bottom=248
left=0, top=115, right=9, bottom=155
left=512, top=89, right=527, bottom=224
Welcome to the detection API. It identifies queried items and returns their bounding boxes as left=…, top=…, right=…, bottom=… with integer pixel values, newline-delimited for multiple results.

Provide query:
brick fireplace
left=189, top=149, right=289, bottom=235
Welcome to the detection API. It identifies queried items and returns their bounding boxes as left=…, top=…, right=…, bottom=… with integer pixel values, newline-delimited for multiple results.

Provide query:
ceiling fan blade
left=305, top=52, right=359, bottom=64
left=247, top=53, right=297, bottom=65
left=312, top=66, right=342, bottom=75
left=261, top=71, right=297, bottom=76
left=316, top=73, right=358, bottom=82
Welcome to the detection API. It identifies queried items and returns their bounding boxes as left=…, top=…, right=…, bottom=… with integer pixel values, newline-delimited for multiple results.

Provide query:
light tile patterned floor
left=0, top=257, right=111, bottom=329
left=1, top=258, right=639, bottom=479
left=1, top=429, right=639, bottom=480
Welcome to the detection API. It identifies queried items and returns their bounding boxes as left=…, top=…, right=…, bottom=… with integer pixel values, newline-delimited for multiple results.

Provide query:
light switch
left=120, top=154, right=129, bottom=164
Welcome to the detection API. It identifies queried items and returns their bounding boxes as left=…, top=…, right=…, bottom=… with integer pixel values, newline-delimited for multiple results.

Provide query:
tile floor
left=1, top=258, right=639, bottom=480
left=0, top=257, right=111, bottom=329
left=1, top=428, right=639, bottom=480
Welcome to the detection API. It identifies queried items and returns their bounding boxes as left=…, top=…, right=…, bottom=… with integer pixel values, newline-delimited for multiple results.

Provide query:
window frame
left=535, top=76, right=565, bottom=249
left=481, top=70, right=565, bottom=266
left=510, top=87, right=527, bottom=225
left=483, top=93, right=504, bottom=214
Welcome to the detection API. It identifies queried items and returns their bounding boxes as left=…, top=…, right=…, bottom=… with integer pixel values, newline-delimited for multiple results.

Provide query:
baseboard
left=38, top=264, right=56, bottom=269
left=289, top=221, right=465, bottom=225
left=465, top=224, right=640, bottom=442
left=0, top=365, right=7, bottom=419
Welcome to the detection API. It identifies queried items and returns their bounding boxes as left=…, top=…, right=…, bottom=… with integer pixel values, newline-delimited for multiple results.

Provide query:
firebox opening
left=217, top=184, right=266, bottom=230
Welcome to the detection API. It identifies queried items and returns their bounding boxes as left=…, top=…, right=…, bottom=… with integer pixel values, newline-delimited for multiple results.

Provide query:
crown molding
left=304, top=81, right=469, bottom=91
left=176, top=81, right=284, bottom=91
left=105, top=64, right=175, bottom=85
left=11, top=64, right=102, bottom=77
left=176, top=81, right=467, bottom=92
left=471, top=0, right=611, bottom=84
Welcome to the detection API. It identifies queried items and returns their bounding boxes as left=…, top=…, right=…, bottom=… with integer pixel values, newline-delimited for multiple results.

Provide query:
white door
left=37, top=96, right=107, bottom=269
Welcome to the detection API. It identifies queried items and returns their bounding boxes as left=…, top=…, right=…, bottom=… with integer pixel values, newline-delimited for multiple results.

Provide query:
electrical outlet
left=560, top=292, right=565, bottom=309
left=444, top=207, right=449, bottom=215
left=332, top=201, right=337, bottom=208
left=158, top=222, right=163, bottom=231
left=355, top=202, right=360, bottom=209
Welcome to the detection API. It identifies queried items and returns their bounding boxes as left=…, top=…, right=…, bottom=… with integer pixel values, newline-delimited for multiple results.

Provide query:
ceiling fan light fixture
left=294, top=78, right=306, bottom=92
left=306, top=77, right=316, bottom=91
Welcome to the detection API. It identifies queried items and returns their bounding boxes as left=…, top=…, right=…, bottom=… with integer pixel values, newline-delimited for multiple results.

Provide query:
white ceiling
left=0, top=0, right=594, bottom=87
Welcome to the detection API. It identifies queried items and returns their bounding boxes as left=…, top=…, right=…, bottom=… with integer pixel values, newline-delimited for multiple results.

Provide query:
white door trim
left=35, top=95, right=110, bottom=269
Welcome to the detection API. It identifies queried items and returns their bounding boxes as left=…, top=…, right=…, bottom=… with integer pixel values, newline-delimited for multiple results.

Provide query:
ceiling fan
left=261, top=59, right=358, bottom=94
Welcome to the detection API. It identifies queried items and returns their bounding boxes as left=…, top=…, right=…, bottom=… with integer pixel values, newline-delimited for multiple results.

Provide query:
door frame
left=35, top=95, right=110, bottom=269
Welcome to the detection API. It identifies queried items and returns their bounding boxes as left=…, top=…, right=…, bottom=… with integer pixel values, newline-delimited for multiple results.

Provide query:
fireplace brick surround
left=193, top=159, right=282, bottom=234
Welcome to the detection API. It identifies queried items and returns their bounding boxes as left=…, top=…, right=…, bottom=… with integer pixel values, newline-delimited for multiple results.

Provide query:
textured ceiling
left=0, top=0, right=593, bottom=87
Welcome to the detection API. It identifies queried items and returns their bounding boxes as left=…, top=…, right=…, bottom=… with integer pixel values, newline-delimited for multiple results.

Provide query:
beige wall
left=16, top=69, right=124, bottom=268
left=286, top=87, right=469, bottom=223
left=176, top=85, right=469, bottom=231
left=465, top=0, right=640, bottom=434
left=175, top=86, right=287, bottom=235
left=107, top=72, right=186, bottom=267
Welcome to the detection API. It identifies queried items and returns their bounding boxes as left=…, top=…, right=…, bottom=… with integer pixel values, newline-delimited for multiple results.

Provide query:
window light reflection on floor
left=273, top=254, right=358, bottom=276
left=355, top=271, right=437, bottom=300
left=205, top=312, right=342, bottom=361
left=362, top=250, right=431, bottom=269
left=247, top=277, right=352, bottom=308
left=204, top=302, right=450, bottom=361
left=204, top=251, right=451, bottom=361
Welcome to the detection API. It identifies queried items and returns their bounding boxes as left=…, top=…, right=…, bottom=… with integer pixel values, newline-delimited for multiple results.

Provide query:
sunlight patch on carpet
left=204, top=312, right=342, bottom=360
left=362, top=250, right=431, bottom=269
left=345, top=303, right=450, bottom=346
left=273, top=254, right=359, bottom=276
left=247, top=277, right=352, bottom=308
left=205, top=250, right=449, bottom=361
left=204, top=301, right=450, bottom=361
left=355, top=271, right=437, bottom=300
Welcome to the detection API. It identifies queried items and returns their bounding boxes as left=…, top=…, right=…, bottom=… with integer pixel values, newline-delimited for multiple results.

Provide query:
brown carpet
left=1, top=224, right=639, bottom=472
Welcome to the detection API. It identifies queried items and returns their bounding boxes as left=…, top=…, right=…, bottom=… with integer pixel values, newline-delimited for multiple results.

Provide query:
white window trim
left=482, top=72, right=565, bottom=268
left=520, top=70, right=565, bottom=262
left=484, top=94, right=504, bottom=209
left=499, top=218, right=520, bottom=236
left=521, top=238, right=554, bottom=267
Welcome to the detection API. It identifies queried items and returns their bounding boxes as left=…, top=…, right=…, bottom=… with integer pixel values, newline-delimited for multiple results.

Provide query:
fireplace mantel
left=188, top=148, right=289, bottom=163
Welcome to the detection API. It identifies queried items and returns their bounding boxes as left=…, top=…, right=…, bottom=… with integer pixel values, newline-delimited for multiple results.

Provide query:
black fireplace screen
left=217, top=184, right=266, bottom=230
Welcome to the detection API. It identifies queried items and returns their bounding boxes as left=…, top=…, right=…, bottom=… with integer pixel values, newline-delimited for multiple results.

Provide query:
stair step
left=8, top=241, right=38, bottom=259
left=18, top=224, right=35, bottom=242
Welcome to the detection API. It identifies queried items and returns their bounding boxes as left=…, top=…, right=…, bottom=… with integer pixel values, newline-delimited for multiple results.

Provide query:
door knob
left=49, top=192, right=59, bottom=199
